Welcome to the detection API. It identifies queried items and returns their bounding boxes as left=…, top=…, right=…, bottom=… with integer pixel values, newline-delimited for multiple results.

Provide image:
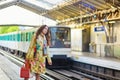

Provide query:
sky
left=0, top=5, right=57, bottom=26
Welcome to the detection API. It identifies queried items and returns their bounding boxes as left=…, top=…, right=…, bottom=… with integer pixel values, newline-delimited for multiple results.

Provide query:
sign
left=94, top=26, right=104, bottom=32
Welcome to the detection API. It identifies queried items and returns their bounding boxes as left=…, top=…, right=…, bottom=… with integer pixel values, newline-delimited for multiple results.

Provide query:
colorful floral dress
left=26, top=34, right=51, bottom=74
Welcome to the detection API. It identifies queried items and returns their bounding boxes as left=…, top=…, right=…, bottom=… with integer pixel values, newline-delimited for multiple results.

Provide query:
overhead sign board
left=94, top=26, right=104, bottom=32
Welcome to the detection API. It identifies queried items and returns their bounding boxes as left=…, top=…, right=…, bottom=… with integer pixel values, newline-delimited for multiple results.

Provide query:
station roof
left=0, top=0, right=120, bottom=24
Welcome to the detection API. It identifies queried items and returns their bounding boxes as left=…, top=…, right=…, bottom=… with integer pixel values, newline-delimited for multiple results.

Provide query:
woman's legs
left=35, top=73, right=40, bottom=80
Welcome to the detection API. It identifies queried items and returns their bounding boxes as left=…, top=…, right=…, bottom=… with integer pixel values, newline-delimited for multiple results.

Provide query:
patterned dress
left=26, top=34, right=51, bottom=74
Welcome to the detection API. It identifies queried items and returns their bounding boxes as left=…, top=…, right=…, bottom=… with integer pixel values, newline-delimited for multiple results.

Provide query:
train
left=0, top=26, right=71, bottom=68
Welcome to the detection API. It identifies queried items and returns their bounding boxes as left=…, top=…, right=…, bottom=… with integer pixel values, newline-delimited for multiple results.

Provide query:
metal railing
left=90, top=43, right=120, bottom=59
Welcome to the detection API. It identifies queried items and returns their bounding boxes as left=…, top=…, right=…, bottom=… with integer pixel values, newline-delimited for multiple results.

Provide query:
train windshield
left=50, top=27, right=71, bottom=48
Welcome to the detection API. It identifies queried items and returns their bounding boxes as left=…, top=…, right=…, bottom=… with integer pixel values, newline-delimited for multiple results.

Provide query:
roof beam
left=0, top=0, right=17, bottom=9
left=58, top=8, right=120, bottom=24
left=17, top=0, right=48, bottom=15
left=41, top=0, right=82, bottom=15
left=0, top=0, right=48, bottom=15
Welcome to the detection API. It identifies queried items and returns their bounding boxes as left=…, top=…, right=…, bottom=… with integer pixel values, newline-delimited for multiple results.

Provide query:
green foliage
left=0, top=26, right=19, bottom=34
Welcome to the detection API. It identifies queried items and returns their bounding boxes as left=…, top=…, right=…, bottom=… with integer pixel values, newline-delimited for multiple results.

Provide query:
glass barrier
left=91, top=43, right=120, bottom=59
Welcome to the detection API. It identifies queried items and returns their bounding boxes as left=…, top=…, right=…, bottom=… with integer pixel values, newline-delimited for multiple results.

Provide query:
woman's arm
left=46, top=46, right=52, bottom=65
left=26, top=34, right=36, bottom=60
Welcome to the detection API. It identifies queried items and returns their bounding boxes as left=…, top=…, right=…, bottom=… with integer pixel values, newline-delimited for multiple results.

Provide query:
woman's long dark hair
left=35, top=25, right=51, bottom=46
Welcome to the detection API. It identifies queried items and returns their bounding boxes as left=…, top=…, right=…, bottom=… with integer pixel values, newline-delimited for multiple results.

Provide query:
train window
left=28, top=32, right=31, bottom=41
left=11, top=35, right=13, bottom=41
left=6, top=35, right=8, bottom=41
left=26, top=32, right=29, bottom=41
left=13, top=34, right=15, bottom=41
left=7, top=35, right=8, bottom=40
left=6, top=35, right=7, bottom=40
left=1, top=36, right=2, bottom=40
left=15, top=34, right=17, bottom=41
left=24, top=33, right=26, bottom=41
left=10, top=35, right=11, bottom=41
left=23, top=33, right=26, bottom=41
left=8, top=35, right=10, bottom=41
left=19, top=33, right=22, bottom=41
left=21, top=33, right=23, bottom=41
left=17, top=33, right=20, bottom=41
left=4, top=35, right=5, bottom=40
left=6, top=35, right=7, bottom=41
left=8, top=35, right=9, bottom=41
left=29, top=32, right=33, bottom=41
left=20, top=33, right=22, bottom=41
left=50, top=27, right=71, bottom=48
left=29, top=31, right=34, bottom=41
left=7, top=35, right=9, bottom=41
left=12, top=34, right=14, bottom=41
left=32, top=32, right=34, bottom=35
left=4, top=36, right=5, bottom=40
left=0, top=36, right=1, bottom=40
left=9, top=35, right=11, bottom=41
left=12, top=35, right=14, bottom=41
left=6, top=35, right=8, bottom=40
left=2, top=36, right=4, bottom=40
left=4, top=36, right=6, bottom=40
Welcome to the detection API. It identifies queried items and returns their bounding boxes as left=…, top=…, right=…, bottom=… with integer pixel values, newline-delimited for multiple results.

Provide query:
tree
left=0, top=26, right=19, bottom=34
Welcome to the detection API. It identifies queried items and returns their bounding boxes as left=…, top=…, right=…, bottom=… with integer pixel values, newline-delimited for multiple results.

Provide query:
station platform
left=0, top=54, right=35, bottom=80
left=70, top=51, right=120, bottom=70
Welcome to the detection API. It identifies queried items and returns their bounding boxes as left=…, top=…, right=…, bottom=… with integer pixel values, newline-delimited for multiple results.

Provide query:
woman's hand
left=48, top=61, right=52, bottom=65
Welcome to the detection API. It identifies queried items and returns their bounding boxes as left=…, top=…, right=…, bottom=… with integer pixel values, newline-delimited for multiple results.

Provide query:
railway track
left=0, top=49, right=102, bottom=80
left=0, top=49, right=75, bottom=80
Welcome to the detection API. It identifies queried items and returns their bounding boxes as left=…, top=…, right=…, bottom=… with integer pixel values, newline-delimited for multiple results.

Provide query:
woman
left=25, top=25, right=52, bottom=80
